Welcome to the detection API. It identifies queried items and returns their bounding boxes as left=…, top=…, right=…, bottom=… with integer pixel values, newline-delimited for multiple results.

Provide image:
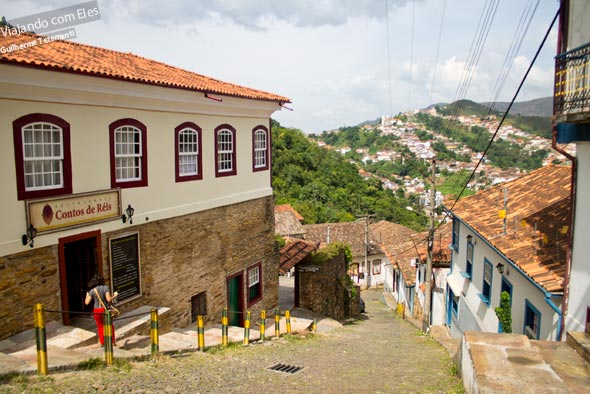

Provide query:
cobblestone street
left=0, top=289, right=463, bottom=393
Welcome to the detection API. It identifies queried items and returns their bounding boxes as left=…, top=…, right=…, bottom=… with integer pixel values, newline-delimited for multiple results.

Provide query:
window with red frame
left=109, top=118, right=148, bottom=188
left=13, top=113, right=72, bottom=200
left=252, top=126, right=269, bottom=171
left=247, top=263, right=262, bottom=305
left=175, top=122, right=202, bottom=182
left=215, top=124, right=237, bottom=177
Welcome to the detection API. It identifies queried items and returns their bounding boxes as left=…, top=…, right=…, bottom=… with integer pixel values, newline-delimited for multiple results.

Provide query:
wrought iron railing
left=554, top=41, right=590, bottom=116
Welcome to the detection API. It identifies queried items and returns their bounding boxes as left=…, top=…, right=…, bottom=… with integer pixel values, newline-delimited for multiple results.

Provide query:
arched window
left=109, top=118, right=148, bottom=188
left=175, top=122, right=202, bottom=182
left=252, top=126, right=269, bottom=171
left=13, top=113, right=72, bottom=200
left=215, top=124, right=237, bottom=177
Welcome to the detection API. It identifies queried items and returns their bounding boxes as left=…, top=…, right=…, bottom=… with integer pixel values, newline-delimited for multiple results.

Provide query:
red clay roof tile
left=450, top=165, right=571, bottom=293
left=0, top=33, right=290, bottom=103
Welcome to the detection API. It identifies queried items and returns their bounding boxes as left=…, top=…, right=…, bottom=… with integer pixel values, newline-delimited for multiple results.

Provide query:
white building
left=446, top=166, right=570, bottom=340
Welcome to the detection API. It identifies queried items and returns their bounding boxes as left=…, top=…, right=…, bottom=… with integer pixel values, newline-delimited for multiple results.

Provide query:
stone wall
left=0, top=196, right=279, bottom=340
left=0, top=247, right=60, bottom=339
left=297, top=249, right=359, bottom=321
left=113, top=195, right=279, bottom=329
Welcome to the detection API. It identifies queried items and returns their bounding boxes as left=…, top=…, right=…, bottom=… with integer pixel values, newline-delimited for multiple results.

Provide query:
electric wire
left=407, top=0, right=416, bottom=114
left=449, top=0, right=499, bottom=125
left=385, top=0, right=393, bottom=117
left=484, top=0, right=540, bottom=119
left=393, top=5, right=560, bottom=258
left=428, top=0, right=447, bottom=107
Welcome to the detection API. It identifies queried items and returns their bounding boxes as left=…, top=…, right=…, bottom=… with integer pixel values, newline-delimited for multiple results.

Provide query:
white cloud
left=1, top=0, right=561, bottom=132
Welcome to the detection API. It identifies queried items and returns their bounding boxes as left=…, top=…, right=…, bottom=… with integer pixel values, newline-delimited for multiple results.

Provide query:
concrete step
left=566, top=330, right=590, bottom=364
left=460, top=331, right=590, bottom=394
left=114, top=306, right=170, bottom=340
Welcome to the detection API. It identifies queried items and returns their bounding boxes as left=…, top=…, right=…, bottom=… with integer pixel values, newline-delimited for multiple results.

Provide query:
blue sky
left=2, top=0, right=561, bottom=133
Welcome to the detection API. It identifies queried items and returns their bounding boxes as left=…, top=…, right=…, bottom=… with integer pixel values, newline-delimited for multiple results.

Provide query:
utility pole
left=422, top=158, right=436, bottom=333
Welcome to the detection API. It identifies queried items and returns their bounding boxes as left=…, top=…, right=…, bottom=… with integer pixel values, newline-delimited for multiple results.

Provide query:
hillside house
left=0, top=32, right=289, bottom=338
left=303, top=221, right=385, bottom=289
left=446, top=165, right=570, bottom=340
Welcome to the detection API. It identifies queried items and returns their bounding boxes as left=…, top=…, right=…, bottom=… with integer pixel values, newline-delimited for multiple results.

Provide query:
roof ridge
left=0, top=31, right=290, bottom=103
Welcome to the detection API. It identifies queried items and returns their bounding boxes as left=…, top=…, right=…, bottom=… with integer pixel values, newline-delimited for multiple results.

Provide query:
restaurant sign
left=26, top=189, right=121, bottom=233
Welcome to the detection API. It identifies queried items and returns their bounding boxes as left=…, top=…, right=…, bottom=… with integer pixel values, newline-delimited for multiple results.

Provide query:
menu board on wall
left=109, top=232, right=141, bottom=303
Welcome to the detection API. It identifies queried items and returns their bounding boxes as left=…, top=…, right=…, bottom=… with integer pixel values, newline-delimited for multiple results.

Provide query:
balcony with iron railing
left=554, top=41, right=590, bottom=123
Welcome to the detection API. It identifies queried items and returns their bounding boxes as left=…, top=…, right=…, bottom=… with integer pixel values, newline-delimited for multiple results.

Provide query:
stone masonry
left=297, top=249, right=360, bottom=321
left=0, top=196, right=279, bottom=340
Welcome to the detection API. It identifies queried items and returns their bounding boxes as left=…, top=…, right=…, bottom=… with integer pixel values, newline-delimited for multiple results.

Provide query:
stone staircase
left=0, top=307, right=314, bottom=377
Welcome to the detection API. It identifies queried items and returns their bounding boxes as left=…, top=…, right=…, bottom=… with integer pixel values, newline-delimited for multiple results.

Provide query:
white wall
left=567, top=141, right=590, bottom=332
left=450, top=221, right=562, bottom=340
left=568, top=1, right=590, bottom=50
left=0, top=64, right=280, bottom=256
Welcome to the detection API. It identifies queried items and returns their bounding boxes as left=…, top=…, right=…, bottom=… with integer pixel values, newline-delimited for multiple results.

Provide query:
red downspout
left=553, top=0, right=576, bottom=341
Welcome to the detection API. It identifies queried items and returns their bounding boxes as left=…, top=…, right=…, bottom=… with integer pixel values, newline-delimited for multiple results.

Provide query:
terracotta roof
left=275, top=210, right=306, bottom=237
left=304, top=221, right=383, bottom=257
left=0, top=33, right=290, bottom=103
left=370, top=221, right=421, bottom=286
left=279, top=239, right=319, bottom=274
left=450, top=165, right=571, bottom=293
left=275, top=204, right=304, bottom=221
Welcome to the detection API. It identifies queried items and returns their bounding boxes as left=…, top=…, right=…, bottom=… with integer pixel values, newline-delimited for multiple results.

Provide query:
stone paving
left=0, top=289, right=463, bottom=393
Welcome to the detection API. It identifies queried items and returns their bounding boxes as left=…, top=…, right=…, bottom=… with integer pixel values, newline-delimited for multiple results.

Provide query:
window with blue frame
left=464, top=240, right=473, bottom=279
left=450, top=289, right=458, bottom=316
left=524, top=300, right=541, bottom=340
left=479, top=258, right=492, bottom=305
left=452, top=218, right=460, bottom=251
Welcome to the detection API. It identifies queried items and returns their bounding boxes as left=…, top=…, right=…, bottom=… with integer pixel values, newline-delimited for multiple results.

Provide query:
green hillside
left=271, top=121, right=427, bottom=230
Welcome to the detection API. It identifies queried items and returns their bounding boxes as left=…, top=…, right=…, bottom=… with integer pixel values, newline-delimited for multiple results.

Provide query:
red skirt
left=93, top=307, right=116, bottom=345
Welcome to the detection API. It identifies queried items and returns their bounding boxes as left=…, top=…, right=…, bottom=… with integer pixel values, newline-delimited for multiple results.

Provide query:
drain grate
left=266, top=363, right=305, bottom=374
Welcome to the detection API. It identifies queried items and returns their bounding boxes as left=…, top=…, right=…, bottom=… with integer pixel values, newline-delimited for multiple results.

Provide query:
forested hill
left=271, top=121, right=427, bottom=230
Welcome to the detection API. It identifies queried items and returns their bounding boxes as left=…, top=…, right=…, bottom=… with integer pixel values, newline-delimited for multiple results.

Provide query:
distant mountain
left=420, top=97, right=552, bottom=118
left=483, top=97, right=553, bottom=117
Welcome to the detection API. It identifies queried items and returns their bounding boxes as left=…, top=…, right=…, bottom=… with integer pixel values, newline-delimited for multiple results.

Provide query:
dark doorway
left=226, top=273, right=244, bottom=327
left=191, top=291, right=207, bottom=323
left=59, top=231, right=101, bottom=325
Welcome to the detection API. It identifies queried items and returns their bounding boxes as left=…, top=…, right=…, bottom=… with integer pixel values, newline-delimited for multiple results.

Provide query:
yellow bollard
left=197, top=315, right=205, bottom=351
left=151, top=308, right=159, bottom=355
left=286, top=310, right=292, bottom=334
left=311, top=318, right=317, bottom=333
left=221, top=307, right=229, bottom=347
left=103, top=311, right=113, bottom=366
left=33, top=303, right=48, bottom=376
left=274, top=308, right=280, bottom=338
left=243, top=311, right=251, bottom=346
left=259, top=310, right=266, bottom=342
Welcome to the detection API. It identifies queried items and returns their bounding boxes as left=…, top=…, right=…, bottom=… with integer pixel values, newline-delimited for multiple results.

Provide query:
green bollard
left=243, top=310, right=251, bottom=345
left=274, top=308, right=280, bottom=338
left=286, top=310, right=292, bottom=334
left=260, top=310, right=266, bottom=342
left=103, top=311, right=113, bottom=366
left=197, top=315, right=205, bottom=351
left=151, top=308, right=159, bottom=355
left=221, top=307, right=229, bottom=347
left=33, top=303, right=48, bottom=376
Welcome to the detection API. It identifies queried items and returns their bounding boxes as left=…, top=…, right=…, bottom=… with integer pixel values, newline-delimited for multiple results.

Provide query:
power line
left=385, top=0, right=393, bottom=117
left=428, top=0, right=447, bottom=106
left=391, top=5, right=560, bottom=259
left=441, top=5, right=560, bottom=227
left=407, top=0, right=416, bottom=114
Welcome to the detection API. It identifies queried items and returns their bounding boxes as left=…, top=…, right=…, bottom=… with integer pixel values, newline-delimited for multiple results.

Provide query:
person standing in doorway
left=85, top=274, right=118, bottom=346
